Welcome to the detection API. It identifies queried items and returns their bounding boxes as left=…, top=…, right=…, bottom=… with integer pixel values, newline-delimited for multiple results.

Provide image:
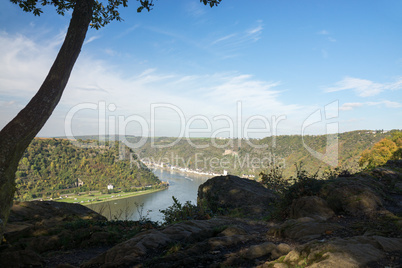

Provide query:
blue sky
left=0, top=0, right=401, bottom=139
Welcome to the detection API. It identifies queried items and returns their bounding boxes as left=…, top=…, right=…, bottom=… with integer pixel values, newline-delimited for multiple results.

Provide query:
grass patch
left=55, top=187, right=166, bottom=206
left=164, top=242, right=182, bottom=256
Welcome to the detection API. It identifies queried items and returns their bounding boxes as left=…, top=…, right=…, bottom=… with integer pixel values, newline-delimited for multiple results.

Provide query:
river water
left=87, top=169, right=210, bottom=223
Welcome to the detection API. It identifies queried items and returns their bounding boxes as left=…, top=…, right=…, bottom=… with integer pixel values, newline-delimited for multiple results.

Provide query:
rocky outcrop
left=81, top=162, right=401, bottom=267
left=260, top=235, right=402, bottom=267
left=1, top=161, right=401, bottom=267
left=197, top=175, right=278, bottom=219
left=319, top=175, right=386, bottom=217
left=8, top=200, right=106, bottom=224
left=82, top=217, right=295, bottom=268
left=4, top=201, right=106, bottom=244
left=82, top=218, right=234, bottom=267
left=289, top=196, right=335, bottom=221
left=82, top=215, right=401, bottom=267
left=268, top=217, right=344, bottom=241
left=0, top=201, right=139, bottom=268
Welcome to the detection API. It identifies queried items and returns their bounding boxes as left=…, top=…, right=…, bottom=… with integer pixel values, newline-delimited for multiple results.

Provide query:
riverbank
left=56, top=187, right=167, bottom=206
left=145, top=163, right=256, bottom=179
left=148, top=165, right=216, bottom=179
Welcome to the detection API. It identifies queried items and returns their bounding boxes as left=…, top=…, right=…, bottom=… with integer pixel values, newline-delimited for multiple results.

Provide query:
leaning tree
left=0, top=0, right=222, bottom=241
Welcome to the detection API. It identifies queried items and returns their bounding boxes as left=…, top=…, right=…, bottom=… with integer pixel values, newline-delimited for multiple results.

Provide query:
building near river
left=76, top=178, right=84, bottom=187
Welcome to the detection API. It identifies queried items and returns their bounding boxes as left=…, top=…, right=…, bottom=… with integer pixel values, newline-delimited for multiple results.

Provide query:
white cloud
left=84, top=35, right=101, bottom=45
left=340, top=100, right=402, bottom=111
left=246, top=20, right=263, bottom=41
left=103, top=48, right=118, bottom=56
left=339, top=102, right=363, bottom=111
left=211, top=33, right=237, bottom=45
left=0, top=31, right=59, bottom=98
left=115, top=24, right=139, bottom=39
left=318, top=30, right=329, bottom=35
left=204, top=74, right=300, bottom=114
left=325, top=77, right=402, bottom=97
left=387, top=78, right=402, bottom=90
left=185, top=1, right=206, bottom=18
left=0, top=31, right=305, bottom=137
left=0, top=100, right=16, bottom=107
left=367, top=100, right=402, bottom=108
left=209, top=20, right=264, bottom=56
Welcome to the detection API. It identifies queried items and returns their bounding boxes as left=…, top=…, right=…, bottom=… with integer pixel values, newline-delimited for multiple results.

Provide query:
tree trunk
left=0, top=0, right=94, bottom=241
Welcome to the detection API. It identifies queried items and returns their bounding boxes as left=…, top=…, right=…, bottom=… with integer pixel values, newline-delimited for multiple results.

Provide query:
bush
left=259, top=161, right=289, bottom=195
left=321, top=166, right=353, bottom=180
left=282, top=163, right=323, bottom=204
left=160, top=196, right=211, bottom=225
left=263, top=162, right=325, bottom=220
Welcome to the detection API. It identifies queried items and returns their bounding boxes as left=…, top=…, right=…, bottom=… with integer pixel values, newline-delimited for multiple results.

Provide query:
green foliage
left=359, top=131, right=402, bottom=169
left=10, top=0, right=222, bottom=29
left=164, top=242, right=182, bottom=256
left=10, top=0, right=154, bottom=29
left=321, top=166, right=353, bottom=180
left=393, top=148, right=402, bottom=160
left=259, top=159, right=289, bottom=195
left=264, top=162, right=332, bottom=220
left=200, top=0, right=222, bottom=8
left=15, top=138, right=160, bottom=200
left=134, top=202, right=152, bottom=223
left=60, top=218, right=156, bottom=248
left=283, top=163, right=324, bottom=205
left=160, top=196, right=211, bottom=225
left=261, top=161, right=324, bottom=201
left=390, top=130, right=402, bottom=142
left=131, top=130, right=394, bottom=178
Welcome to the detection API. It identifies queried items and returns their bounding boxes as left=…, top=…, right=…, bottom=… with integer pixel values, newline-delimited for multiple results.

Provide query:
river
left=87, top=168, right=210, bottom=222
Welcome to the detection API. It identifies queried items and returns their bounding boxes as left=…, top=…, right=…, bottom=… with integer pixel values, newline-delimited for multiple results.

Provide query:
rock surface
left=1, top=161, right=401, bottom=267
left=289, top=196, right=335, bottom=220
left=197, top=175, right=278, bottom=219
left=261, top=235, right=402, bottom=268
left=268, top=217, right=344, bottom=241
left=0, top=201, right=149, bottom=268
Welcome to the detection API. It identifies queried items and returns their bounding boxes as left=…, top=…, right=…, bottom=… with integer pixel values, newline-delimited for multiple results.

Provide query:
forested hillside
left=359, top=131, right=402, bottom=168
left=128, top=130, right=398, bottom=177
left=15, top=138, right=160, bottom=200
left=61, top=129, right=401, bottom=179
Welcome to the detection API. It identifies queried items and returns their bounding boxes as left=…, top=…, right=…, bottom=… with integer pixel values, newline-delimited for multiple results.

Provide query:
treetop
left=10, top=0, right=222, bottom=29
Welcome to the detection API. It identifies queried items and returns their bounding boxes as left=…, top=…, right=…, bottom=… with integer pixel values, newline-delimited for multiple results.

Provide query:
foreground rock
left=289, top=196, right=335, bottom=221
left=1, top=161, right=401, bottom=267
left=82, top=216, right=400, bottom=267
left=83, top=218, right=235, bottom=267
left=0, top=201, right=153, bottom=268
left=197, top=175, right=278, bottom=219
left=83, top=162, right=401, bottom=267
left=4, top=201, right=106, bottom=248
left=83, top=217, right=291, bottom=267
left=260, top=235, right=402, bottom=267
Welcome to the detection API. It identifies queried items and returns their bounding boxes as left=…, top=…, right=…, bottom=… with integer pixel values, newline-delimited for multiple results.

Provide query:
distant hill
left=131, top=130, right=395, bottom=177
left=69, top=129, right=399, bottom=178
left=15, top=138, right=160, bottom=200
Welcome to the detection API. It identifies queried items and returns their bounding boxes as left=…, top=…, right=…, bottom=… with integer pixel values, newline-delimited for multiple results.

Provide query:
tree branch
left=0, top=0, right=94, bottom=240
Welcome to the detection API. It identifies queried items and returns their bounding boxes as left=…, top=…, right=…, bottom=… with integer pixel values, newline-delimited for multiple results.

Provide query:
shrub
left=160, top=196, right=211, bottom=225
left=259, top=161, right=290, bottom=195
left=322, top=166, right=353, bottom=180
left=282, top=163, right=323, bottom=205
left=264, top=162, right=325, bottom=220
